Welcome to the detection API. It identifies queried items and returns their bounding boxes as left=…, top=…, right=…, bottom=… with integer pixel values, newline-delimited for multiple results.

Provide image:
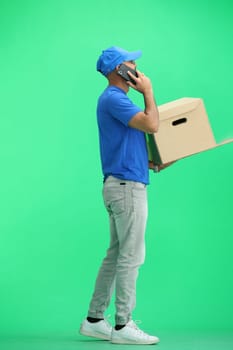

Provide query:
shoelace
left=130, top=320, right=151, bottom=338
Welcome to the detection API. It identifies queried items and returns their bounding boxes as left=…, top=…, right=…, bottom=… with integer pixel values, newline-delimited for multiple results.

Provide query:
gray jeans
left=88, top=176, right=148, bottom=325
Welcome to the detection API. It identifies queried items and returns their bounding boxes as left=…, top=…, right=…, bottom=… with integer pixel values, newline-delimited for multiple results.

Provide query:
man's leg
left=87, top=216, right=119, bottom=319
left=113, top=180, right=148, bottom=326
left=79, top=187, right=119, bottom=340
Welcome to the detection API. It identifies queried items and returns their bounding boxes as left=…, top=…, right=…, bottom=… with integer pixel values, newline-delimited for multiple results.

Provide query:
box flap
left=216, top=138, right=233, bottom=147
left=165, top=137, right=233, bottom=164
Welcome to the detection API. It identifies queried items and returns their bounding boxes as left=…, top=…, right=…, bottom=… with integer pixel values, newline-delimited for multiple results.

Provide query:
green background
left=0, top=0, right=233, bottom=347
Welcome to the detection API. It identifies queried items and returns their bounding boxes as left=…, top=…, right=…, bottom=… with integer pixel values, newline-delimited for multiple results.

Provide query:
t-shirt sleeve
left=107, top=92, right=142, bottom=126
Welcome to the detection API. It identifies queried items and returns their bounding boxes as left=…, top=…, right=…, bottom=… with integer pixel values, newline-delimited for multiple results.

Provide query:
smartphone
left=117, top=63, right=138, bottom=84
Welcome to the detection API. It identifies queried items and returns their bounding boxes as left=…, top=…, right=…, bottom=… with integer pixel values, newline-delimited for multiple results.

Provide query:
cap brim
left=124, top=50, right=142, bottom=61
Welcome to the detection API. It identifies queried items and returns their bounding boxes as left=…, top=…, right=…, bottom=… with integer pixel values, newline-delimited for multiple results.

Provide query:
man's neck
left=108, top=77, right=129, bottom=93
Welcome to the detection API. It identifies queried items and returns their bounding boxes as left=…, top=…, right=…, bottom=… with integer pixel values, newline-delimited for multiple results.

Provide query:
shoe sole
left=79, top=328, right=110, bottom=340
left=111, top=338, right=160, bottom=345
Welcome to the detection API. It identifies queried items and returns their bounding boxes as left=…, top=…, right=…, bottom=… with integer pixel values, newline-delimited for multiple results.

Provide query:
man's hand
left=127, top=70, right=153, bottom=94
left=149, top=161, right=177, bottom=172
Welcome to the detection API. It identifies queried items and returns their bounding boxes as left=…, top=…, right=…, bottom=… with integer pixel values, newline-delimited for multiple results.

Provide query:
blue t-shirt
left=97, top=86, right=149, bottom=185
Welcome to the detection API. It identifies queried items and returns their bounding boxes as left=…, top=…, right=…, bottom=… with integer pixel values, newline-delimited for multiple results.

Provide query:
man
left=79, top=46, right=160, bottom=345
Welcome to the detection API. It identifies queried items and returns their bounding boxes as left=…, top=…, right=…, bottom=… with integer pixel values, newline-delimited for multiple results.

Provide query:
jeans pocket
left=103, top=186, right=125, bottom=215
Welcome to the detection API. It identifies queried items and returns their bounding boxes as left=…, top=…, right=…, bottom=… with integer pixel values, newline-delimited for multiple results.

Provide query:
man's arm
left=127, top=70, right=159, bottom=133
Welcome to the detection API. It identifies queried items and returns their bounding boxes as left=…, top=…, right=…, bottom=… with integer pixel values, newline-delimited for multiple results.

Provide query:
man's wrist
left=142, top=87, right=153, bottom=96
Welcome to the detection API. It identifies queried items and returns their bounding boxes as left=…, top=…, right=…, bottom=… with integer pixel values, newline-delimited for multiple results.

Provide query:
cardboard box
left=147, top=97, right=233, bottom=165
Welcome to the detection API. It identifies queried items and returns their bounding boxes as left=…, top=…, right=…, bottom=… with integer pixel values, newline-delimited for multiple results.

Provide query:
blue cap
left=97, top=46, right=142, bottom=76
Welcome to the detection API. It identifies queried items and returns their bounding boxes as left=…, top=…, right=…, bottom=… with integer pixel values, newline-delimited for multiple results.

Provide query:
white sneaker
left=111, top=320, right=160, bottom=345
left=79, top=318, right=112, bottom=340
